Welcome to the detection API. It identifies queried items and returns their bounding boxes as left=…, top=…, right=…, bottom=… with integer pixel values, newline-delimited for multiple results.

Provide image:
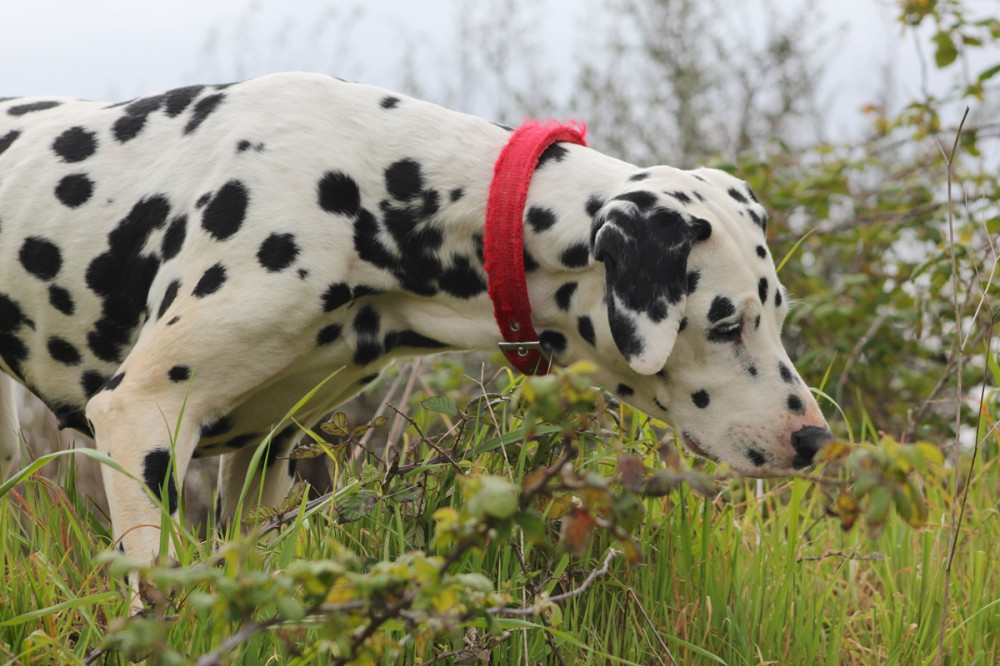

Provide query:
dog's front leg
left=85, top=378, right=199, bottom=615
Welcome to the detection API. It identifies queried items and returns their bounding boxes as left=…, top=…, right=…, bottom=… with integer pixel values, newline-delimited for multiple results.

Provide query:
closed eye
left=708, top=320, right=742, bottom=343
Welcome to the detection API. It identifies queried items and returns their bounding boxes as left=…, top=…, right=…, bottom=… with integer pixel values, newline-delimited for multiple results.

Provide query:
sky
left=0, top=0, right=991, bottom=144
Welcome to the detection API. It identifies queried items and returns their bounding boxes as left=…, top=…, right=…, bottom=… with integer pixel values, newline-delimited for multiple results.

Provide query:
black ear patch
left=591, top=194, right=712, bottom=372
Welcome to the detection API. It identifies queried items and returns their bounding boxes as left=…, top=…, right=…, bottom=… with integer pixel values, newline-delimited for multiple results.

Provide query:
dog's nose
left=791, top=425, right=834, bottom=468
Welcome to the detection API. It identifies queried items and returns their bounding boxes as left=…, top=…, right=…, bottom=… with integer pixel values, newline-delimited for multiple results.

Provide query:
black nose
left=791, top=426, right=834, bottom=469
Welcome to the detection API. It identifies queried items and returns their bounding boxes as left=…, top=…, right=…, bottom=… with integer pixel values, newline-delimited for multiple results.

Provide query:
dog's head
left=585, top=167, right=831, bottom=476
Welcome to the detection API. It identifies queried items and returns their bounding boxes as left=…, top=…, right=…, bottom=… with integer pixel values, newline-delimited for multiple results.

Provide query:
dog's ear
left=590, top=194, right=712, bottom=375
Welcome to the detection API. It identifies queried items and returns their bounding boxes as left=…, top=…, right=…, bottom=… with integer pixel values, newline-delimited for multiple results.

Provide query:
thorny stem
left=936, top=106, right=970, bottom=666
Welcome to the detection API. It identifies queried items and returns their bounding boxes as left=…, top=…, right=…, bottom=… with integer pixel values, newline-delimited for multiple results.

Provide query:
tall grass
left=1, top=358, right=998, bottom=664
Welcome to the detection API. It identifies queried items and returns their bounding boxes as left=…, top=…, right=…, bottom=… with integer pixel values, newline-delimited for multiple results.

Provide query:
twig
left=627, top=588, right=678, bottom=666
left=385, top=358, right=422, bottom=456
left=835, top=312, right=889, bottom=405
left=937, top=105, right=970, bottom=666
left=511, top=540, right=567, bottom=666
left=493, top=548, right=622, bottom=616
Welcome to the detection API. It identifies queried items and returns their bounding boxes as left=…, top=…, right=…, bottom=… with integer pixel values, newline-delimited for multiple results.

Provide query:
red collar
left=483, top=120, right=588, bottom=375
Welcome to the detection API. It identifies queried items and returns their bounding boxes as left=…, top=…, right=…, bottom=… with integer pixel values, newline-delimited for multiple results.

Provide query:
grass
left=1, top=358, right=998, bottom=665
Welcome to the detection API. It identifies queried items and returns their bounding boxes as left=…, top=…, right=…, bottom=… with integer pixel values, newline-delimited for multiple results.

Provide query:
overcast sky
left=0, top=0, right=991, bottom=143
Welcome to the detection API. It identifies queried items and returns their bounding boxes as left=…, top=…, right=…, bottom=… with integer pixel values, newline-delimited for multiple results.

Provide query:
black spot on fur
left=560, top=242, right=590, bottom=268
left=748, top=364, right=758, bottom=377
left=185, top=93, right=225, bottom=134
left=555, top=282, right=577, bottom=311
left=0, top=130, right=20, bottom=156
left=168, top=365, right=190, bottom=383
left=523, top=250, right=539, bottom=272
left=629, top=171, right=649, bottom=181
left=158, top=280, right=180, bottom=319
left=775, top=288, right=784, bottom=308
left=47, top=337, right=81, bottom=366
left=201, top=416, right=233, bottom=438
left=49, top=286, right=74, bottom=315
left=616, top=383, right=635, bottom=396
left=686, top=270, right=700, bottom=295
left=202, top=180, right=248, bottom=241
left=577, top=316, right=596, bottom=346
left=439, top=256, right=486, bottom=298
left=52, top=126, right=97, bottom=162
left=318, top=171, right=361, bottom=216
left=539, top=330, right=567, bottom=357
left=352, top=305, right=382, bottom=365
left=779, top=363, right=795, bottom=384
left=193, top=264, right=226, bottom=297
left=161, top=215, right=186, bottom=260
left=613, top=190, right=657, bottom=211
left=747, top=447, right=767, bottom=467
left=8, top=101, right=61, bottom=115
left=380, top=96, right=400, bottom=109
left=385, top=159, right=424, bottom=202
left=707, top=296, right=735, bottom=323
left=758, top=277, right=768, bottom=304
left=257, top=233, right=299, bottom=272
left=787, top=394, right=806, bottom=415
left=669, top=191, right=693, bottom=205
left=316, top=324, right=342, bottom=346
left=691, top=390, right=710, bottom=409
left=142, top=448, right=179, bottom=514
left=19, top=237, right=62, bottom=280
left=585, top=195, right=604, bottom=217
left=756, top=245, right=767, bottom=259
left=526, top=206, right=557, bottom=233
left=322, top=283, right=352, bottom=312
left=384, top=330, right=447, bottom=352
left=80, top=371, right=109, bottom=398
left=55, top=174, right=94, bottom=208
left=727, top=187, right=748, bottom=203
left=449, top=187, right=464, bottom=202
left=359, top=373, right=379, bottom=385
left=85, top=196, right=170, bottom=362
left=53, top=403, right=89, bottom=433
left=536, top=143, right=568, bottom=167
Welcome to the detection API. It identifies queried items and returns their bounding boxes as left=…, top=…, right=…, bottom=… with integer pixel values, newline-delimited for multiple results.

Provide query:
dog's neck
left=380, top=130, right=635, bottom=372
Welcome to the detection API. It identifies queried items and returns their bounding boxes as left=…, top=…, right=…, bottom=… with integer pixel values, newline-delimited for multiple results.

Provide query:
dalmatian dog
left=0, top=72, right=832, bottom=609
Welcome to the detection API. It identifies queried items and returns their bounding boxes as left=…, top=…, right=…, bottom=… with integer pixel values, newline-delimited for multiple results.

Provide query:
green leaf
left=337, top=489, right=380, bottom=523
left=513, top=510, right=548, bottom=544
left=467, top=476, right=519, bottom=520
left=421, top=396, right=459, bottom=416
left=933, top=31, right=958, bottom=68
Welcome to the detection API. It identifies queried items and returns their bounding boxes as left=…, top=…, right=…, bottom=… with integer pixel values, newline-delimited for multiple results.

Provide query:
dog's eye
left=709, top=321, right=743, bottom=342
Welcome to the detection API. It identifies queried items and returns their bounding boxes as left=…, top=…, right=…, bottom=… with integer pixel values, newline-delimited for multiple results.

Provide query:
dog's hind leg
left=215, top=425, right=300, bottom=531
left=0, top=374, right=20, bottom=480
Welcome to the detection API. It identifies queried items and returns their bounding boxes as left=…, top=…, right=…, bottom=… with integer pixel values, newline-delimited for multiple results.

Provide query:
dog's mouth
left=682, top=432, right=716, bottom=461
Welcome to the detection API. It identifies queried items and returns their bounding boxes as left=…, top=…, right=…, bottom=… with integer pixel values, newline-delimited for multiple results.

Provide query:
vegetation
left=2, top=0, right=999, bottom=664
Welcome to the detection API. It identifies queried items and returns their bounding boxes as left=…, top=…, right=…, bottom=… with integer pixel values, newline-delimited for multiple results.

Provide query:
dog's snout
left=791, top=425, right=834, bottom=469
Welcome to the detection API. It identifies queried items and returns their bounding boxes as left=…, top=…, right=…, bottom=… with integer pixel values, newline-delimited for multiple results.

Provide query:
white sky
left=0, top=0, right=993, bottom=143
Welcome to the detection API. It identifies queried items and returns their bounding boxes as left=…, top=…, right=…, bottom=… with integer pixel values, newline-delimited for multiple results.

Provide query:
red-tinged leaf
left=617, top=454, right=646, bottom=493
left=816, top=440, right=852, bottom=463
left=560, top=507, right=595, bottom=557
